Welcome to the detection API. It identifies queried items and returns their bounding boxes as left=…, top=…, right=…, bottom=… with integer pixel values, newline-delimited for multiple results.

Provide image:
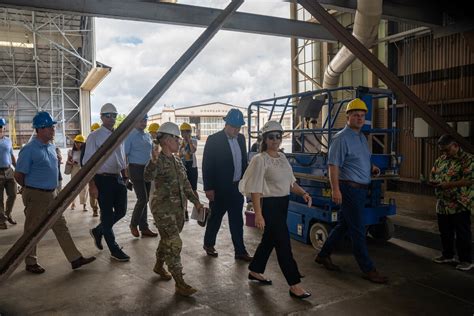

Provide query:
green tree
left=114, top=114, right=126, bottom=129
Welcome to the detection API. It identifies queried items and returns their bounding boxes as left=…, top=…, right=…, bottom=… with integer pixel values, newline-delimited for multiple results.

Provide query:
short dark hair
left=437, top=134, right=457, bottom=146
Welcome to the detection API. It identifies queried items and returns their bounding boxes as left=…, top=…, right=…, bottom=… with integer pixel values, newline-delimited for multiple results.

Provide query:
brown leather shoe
left=130, top=225, right=139, bottom=238
left=141, top=228, right=158, bottom=237
left=363, top=269, right=388, bottom=284
left=314, top=255, right=341, bottom=271
left=203, top=245, right=218, bottom=257
left=26, top=264, right=45, bottom=274
left=235, top=253, right=253, bottom=262
left=71, top=256, right=96, bottom=270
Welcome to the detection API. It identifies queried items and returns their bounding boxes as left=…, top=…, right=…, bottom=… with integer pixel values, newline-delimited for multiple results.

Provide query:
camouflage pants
left=153, top=211, right=185, bottom=275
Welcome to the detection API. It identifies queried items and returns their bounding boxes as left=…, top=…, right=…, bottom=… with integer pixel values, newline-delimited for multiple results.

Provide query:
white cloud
left=91, top=2, right=291, bottom=121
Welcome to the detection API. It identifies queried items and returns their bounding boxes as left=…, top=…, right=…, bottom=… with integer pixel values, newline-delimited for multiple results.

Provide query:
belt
left=339, top=180, right=369, bottom=189
left=97, top=173, right=120, bottom=177
left=25, top=185, right=55, bottom=192
left=129, top=163, right=146, bottom=167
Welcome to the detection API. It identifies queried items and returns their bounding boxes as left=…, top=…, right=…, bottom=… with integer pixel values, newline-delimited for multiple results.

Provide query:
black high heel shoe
left=248, top=273, right=272, bottom=285
left=289, top=290, right=311, bottom=299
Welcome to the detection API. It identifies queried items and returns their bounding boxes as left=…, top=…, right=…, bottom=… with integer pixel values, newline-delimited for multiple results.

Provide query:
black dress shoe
left=289, top=290, right=311, bottom=299
left=26, top=264, right=45, bottom=274
left=7, top=217, right=16, bottom=225
left=71, top=256, right=96, bottom=270
left=90, top=228, right=103, bottom=250
left=203, top=245, right=218, bottom=257
left=235, top=253, right=253, bottom=262
left=248, top=273, right=272, bottom=285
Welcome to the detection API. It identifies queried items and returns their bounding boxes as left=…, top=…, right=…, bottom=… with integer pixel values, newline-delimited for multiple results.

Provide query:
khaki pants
left=22, top=188, right=81, bottom=265
left=71, top=164, right=88, bottom=206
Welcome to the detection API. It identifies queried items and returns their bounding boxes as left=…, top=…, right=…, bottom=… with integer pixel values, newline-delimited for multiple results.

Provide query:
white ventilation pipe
left=320, top=0, right=382, bottom=151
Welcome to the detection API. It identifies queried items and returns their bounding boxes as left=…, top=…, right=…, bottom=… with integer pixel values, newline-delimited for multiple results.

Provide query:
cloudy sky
left=91, top=1, right=292, bottom=120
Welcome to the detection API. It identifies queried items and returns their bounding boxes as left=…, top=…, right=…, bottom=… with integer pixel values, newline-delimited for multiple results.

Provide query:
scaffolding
left=0, top=8, right=94, bottom=147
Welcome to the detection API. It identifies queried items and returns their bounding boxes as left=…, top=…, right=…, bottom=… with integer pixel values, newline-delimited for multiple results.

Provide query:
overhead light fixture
left=0, top=41, right=34, bottom=49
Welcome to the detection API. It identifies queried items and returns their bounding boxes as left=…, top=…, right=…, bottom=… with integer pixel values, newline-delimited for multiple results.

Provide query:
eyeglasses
left=102, top=113, right=117, bottom=119
left=266, top=133, right=282, bottom=141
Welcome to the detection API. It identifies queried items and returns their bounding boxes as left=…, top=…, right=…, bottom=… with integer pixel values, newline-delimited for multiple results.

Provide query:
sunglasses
left=102, top=113, right=117, bottom=119
left=266, top=133, right=282, bottom=141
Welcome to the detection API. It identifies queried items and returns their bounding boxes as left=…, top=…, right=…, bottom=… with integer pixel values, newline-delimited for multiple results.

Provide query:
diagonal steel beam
left=0, top=0, right=336, bottom=42
left=297, top=0, right=473, bottom=153
left=0, top=0, right=244, bottom=282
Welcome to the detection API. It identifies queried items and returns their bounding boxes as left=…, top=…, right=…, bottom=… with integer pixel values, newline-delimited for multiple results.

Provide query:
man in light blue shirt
left=0, top=118, right=17, bottom=229
left=124, top=114, right=157, bottom=238
left=315, top=98, right=388, bottom=284
left=14, top=111, right=95, bottom=274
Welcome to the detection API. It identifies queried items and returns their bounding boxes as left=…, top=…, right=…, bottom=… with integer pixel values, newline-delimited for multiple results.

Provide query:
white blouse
left=239, top=152, right=296, bottom=198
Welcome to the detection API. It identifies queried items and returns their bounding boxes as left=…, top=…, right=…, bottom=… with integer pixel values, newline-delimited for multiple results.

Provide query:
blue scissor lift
left=247, top=86, right=402, bottom=249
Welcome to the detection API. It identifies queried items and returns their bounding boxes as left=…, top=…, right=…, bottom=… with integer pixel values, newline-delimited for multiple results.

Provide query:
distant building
left=149, top=102, right=292, bottom=140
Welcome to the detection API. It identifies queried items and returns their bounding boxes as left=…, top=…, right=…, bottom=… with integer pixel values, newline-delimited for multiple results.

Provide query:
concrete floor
left=1, top=187, right=473, bottom=315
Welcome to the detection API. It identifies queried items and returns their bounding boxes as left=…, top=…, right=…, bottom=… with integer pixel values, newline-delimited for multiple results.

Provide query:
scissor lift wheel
left=309, top=222, right=330, bottom=250
left=368, top=217, right=395, bottom=241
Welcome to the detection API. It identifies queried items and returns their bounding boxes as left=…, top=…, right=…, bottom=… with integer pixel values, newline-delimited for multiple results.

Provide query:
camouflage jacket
left=430, top=149, right=473, bottom=215
left=144, top=152, right=199, bottom=214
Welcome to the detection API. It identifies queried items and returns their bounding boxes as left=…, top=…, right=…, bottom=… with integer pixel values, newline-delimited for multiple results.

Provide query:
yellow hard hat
left=180, top=122, right=192, bottom=131
left=74, top=135, right=86, bottom=143
left=346, top=98, right=368, bottom=113
left=91, top=123, right=100, bottom=131
left=148, top=122, right=160, bottom=133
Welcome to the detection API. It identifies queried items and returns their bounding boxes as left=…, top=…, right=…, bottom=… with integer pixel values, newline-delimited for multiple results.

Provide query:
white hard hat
left=157, top=122, right=180, bottom=138
left=100, top=103, right=118, bottom=114
left=261, top=120, right=283, bottom=134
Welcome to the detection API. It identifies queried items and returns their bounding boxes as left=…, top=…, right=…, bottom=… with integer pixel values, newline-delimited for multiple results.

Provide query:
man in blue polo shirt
left=125, top=114, right=157, bottom=238
left=314, top=98, right=388, bottom=284
left=14, top=111, right=95, bottom=274
left=0, top=117, right=17, bottom=229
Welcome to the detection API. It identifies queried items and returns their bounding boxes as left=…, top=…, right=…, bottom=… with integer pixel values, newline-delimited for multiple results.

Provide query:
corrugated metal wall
left=394, top=32, right=474, bottom=194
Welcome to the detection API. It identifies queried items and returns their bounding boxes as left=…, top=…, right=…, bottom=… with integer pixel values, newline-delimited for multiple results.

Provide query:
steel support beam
left=0, top=0, right=336, bottom=42
left=0, top=0, right=244, bottom=282
left=297, top=0, right=473, bottom=153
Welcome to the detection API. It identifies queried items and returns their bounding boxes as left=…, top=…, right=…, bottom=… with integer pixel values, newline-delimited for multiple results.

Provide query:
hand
left=332, top=189, right=342, bottom=205
left=194, top=202, right=204, bottom=211
left=372, top=165, right=381, bottom=177
left=205, top=190, right=215, bottom=202
left=255, top=213, right=265, bottom=230
left=89, top=184, right=98, bottom=199
left=302, top=192, right=312, bottom=207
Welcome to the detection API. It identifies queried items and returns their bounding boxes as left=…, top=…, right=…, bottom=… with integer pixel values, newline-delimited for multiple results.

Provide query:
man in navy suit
left=202, top=109, right=252, bottom=261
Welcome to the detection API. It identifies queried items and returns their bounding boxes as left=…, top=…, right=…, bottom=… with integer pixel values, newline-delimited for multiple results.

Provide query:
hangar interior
left=0, top=0, right=473, bottom=315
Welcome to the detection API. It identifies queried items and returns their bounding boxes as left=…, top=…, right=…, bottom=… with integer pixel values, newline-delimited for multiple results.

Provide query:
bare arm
left=328, top=164, right=342, bottom=204
left=14, top=171, right=25, bottom=187
left=251, top=192, right=264, bottom=230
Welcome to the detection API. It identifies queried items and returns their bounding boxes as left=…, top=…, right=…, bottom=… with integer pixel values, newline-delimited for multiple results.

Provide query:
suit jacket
left=203, top=130, right=248, bottom=205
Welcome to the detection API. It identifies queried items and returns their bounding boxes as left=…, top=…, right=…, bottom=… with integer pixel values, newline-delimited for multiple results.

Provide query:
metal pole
left=297, top=0, right=473, bottom=153
left=0, top=0, right=244, bottom=282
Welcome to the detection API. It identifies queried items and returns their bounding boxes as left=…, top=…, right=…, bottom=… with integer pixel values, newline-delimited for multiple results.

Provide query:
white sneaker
left=456, top=262, right=473, bottom=271
left=432, top=255, right=457, bottom=264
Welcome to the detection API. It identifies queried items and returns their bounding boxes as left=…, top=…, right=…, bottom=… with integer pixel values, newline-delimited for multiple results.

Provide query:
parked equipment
left=247, top=86, right=402, bottom=249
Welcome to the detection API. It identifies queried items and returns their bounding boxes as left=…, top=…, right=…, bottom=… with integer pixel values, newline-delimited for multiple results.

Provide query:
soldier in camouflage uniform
left=430, top=134, right=473, bottom=271
left=144, top=122, right=203, bottom=296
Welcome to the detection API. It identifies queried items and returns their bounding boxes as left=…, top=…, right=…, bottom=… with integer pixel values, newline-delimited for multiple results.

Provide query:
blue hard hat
left=32, top=111, right=57, bottom=129
left=0, top=117, right=6, bottom=126
left=224, top=108, right=245, bottom=127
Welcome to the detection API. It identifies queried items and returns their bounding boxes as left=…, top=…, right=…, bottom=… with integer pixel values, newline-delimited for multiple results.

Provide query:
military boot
left=153, top=261, right=172, bottom=281
left=173, top=273, right=197, bottom=296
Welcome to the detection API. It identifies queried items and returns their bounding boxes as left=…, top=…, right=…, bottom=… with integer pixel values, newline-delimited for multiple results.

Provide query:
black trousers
left=437, top=211, right=472, bottom=263
left=129, top=164, right=151, bottom=230
left=249, top=196, right=301, bottom=286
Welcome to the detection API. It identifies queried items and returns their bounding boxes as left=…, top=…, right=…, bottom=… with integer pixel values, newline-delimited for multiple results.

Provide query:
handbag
left=64, top=162, right=73, bottom=175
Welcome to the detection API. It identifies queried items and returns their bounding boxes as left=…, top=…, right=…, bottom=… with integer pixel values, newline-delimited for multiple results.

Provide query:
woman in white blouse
left=239, top=121, right=312, bottom=299
left=67, top=135, right=88, bottom=211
